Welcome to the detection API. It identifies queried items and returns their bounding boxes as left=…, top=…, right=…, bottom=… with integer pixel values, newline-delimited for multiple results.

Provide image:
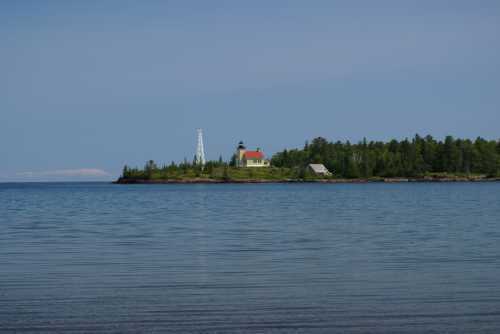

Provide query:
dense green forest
left=272, top=135, right=500, bottom=178
left=120, top=135, right=500, bottom=181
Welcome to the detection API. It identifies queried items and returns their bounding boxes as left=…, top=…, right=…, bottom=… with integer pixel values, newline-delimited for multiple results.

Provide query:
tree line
left=121, top=156, right=229, bottom=180
left=271, top=135, right=500, bottom=178
left=121, top=135, right=500, bottom=180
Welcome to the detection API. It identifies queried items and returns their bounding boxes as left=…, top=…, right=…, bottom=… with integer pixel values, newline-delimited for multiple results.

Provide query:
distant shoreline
left=114, top=176, right=500, bottom=184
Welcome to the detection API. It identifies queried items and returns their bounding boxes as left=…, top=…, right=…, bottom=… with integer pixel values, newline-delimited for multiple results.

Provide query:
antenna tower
left=196, top=129, right=206, bottom=167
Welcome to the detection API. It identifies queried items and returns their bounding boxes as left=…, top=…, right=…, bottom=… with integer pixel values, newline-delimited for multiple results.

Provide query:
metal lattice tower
left=196, top=129, right=206, bottom=167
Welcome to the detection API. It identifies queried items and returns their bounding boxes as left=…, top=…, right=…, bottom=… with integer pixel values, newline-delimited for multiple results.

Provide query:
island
left=115, top=135, right=500, bottom=184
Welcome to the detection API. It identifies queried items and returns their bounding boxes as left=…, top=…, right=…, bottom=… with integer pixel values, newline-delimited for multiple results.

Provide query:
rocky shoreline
left=114, top=176, right=500, bottom=184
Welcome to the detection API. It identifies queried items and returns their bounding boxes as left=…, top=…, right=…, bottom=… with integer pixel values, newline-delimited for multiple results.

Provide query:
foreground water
left=1, top=182, right=500, bottom=333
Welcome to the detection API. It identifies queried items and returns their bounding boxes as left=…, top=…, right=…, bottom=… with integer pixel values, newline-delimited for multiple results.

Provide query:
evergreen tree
left=122, top=165, right=129, bottom=178
left=229, top=154, right=237, bottom=167
left=144, top=160, right=157, bottom=179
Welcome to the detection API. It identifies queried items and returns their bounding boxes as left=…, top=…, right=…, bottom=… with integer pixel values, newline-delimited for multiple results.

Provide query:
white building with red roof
left=235, top=141, right=270, bottom=168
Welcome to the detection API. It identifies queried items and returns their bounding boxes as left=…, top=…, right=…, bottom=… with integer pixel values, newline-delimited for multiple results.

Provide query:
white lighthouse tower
left=195, top=129, right=206, bottom=167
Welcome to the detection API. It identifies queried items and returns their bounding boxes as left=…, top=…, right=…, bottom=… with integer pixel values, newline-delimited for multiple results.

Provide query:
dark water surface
left=1, top=182, right=500, bottom=333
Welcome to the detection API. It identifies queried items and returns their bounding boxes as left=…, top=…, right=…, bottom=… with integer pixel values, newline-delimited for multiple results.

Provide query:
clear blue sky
left=1, top=0, right=499, bottom=181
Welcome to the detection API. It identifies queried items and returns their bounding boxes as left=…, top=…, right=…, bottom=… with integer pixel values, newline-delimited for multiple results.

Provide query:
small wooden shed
left=308, top=164, right=332, bottom=176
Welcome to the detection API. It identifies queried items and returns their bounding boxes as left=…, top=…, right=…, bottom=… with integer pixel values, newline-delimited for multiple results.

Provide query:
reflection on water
left=1, top=182, right=500, bottom=333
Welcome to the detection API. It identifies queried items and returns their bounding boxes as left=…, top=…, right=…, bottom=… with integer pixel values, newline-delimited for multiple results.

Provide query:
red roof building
left=244, top=151, right=264, bottom=160
left=235, top=141, right=270, bottom=168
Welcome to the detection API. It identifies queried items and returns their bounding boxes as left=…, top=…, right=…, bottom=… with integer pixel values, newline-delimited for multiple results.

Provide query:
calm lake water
left=1, top=182, right=500, bottom=333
